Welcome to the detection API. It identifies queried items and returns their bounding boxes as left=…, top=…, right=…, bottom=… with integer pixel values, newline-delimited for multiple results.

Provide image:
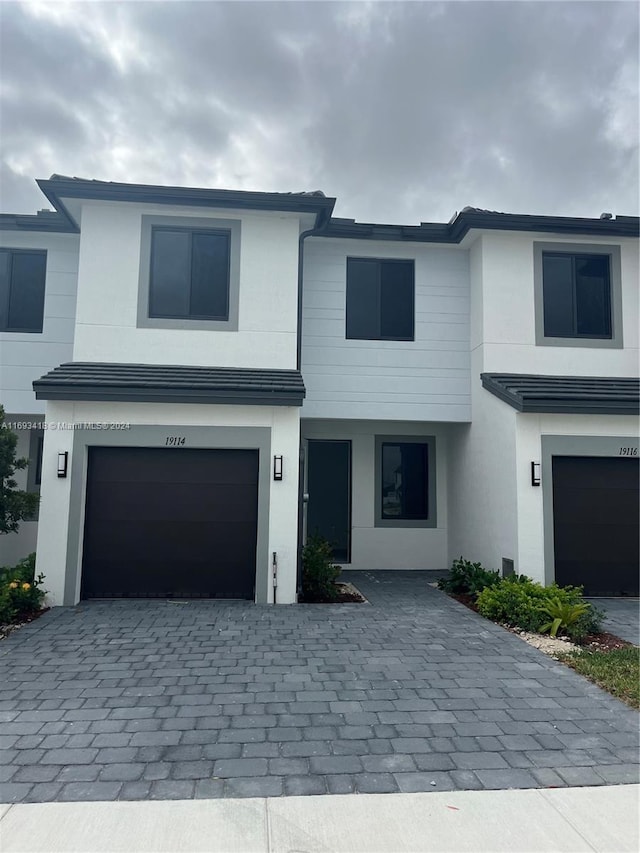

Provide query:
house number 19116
left=165, top=436, right=186, bottom=446
left=619, top=447, right=638, bottom=456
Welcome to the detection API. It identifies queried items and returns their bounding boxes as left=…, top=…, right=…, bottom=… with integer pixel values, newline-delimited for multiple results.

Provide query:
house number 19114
left=619, top=447, right=638, bottom=456
left=165, top=436, right=186, bottom=446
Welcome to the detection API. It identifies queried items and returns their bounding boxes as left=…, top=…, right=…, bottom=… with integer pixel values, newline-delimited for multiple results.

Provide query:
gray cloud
left=1, top=1, right=637, bottom=222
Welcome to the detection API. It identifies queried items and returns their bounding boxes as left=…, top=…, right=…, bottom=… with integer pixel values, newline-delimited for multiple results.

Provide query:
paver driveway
left=1, top=572, right=638, bottom=804
left=586, top=598, right=640, bottom=646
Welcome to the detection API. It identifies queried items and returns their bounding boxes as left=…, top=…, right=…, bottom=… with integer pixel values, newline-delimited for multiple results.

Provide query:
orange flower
left=9, top=582, right=18, bottom=589
left=22, top=583, right=31, bottom=591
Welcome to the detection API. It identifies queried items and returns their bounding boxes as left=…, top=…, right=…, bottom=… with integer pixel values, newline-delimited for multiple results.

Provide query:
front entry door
left=306, top=440, right=351, bottom=562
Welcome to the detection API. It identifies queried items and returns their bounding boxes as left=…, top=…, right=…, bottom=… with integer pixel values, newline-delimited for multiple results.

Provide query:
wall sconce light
left=57, top=451, right=68, bottom=479
left=273, top=455, right=283, bottom=481
left=530, top=461, right=541, bottom=487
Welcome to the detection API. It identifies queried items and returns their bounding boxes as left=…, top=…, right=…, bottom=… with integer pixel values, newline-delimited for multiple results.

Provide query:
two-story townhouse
left=301, top=211, right=639, bottom=597
left=1, top=176, right=638, bottom=606
left=2, top=176, right=335, bottom=605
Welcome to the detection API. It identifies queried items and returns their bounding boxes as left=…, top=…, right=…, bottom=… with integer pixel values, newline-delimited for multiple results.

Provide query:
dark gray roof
left=35, top=176, right=336, bottom=231
left=0, top=209, right=77, bottom=233
left=5, top=175, right=638, bottom=239
left=34, top=363, right=305, bottom=406
left=481, top=373, right=640, bottom=415
left=320, top=210, right=639, bottom=243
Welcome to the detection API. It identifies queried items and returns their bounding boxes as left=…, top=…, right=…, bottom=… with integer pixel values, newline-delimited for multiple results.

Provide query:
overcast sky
left=1, top=0, right=637, bottom=223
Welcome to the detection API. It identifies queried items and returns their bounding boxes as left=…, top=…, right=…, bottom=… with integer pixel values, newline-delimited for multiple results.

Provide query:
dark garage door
left=552, top=456, right=639, bottom=596
left=82, top=447, right=259, bottom=599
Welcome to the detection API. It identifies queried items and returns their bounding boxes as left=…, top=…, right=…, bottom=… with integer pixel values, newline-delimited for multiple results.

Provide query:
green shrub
left=476, top=576, right=585, bottom=633
left=540, top=598, right=591, bottom=638
left=566, top=603, right=605, bottom=642
left=438, top=557, right=500, bottom=598
left=0, top=587, right=16, bottom=624
left=302, top=535, right=341, bottom=601
left=0, top=553, right=46, bottom=621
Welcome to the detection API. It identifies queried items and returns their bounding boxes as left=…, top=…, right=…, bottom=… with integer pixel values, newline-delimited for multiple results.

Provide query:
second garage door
left=552, top=455, right=639, bottom=596
left=81, top=447, right=259, bottom=599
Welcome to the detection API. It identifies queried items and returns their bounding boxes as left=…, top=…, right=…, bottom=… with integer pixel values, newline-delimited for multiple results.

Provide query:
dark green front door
left=306, top=440, right=351, bottom=563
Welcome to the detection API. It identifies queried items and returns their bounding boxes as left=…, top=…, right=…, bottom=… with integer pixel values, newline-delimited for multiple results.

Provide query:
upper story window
left=534, top=242, right=622, bottom=349
left=0, top=249, right=47, bottom=333
left=150, top=227, right=230, bottom=321
left=138, top=216, right=241, bottom=331
left=346, top=257, right=414, bottom=341
left=542, top=252, right=611, bottom=338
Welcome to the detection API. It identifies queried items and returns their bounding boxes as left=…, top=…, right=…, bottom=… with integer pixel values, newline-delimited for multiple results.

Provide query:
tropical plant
left=539, top=598, right=591, bottom=638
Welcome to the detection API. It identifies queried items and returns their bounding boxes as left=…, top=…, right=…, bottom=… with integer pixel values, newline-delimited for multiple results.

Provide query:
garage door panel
left=553, top=488, right=640, bottom=526
left=82, top=447, right=259, bottom=599
left=85, top=559, right=254, bottom=599
left=87, top=482, right=257, bottom=523
left=89, top=448, right=259, bottom=486
left=554, top=525, right=637, bottom=562
left=553, top=456, right=639, bottom=596
left=85, top=519, right=258, bottom=560
left=552, top=457, right=638, bottom=490
left=553, top=560, right=638, bottom=597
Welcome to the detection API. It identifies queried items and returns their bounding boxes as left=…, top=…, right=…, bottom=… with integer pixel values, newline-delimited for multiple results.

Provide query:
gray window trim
left=534, top=242, right=623, bottom=348
left=374, top=435, right=437, bottom=528
left=0, top=247, right=47, bottom=333
left=541, top=434, right=639, bottom=586
left=64, top=425, right=271, bottom=606
left=137, top=215, right=240, bottom=331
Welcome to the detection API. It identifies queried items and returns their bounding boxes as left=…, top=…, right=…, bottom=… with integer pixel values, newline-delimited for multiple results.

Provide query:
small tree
left=0, top=406, right=39, bottom=536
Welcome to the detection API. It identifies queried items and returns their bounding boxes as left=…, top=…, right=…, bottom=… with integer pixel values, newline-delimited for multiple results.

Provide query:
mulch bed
left=451, top=592, right=479, bottom=612
left=0, top=607, right=49, bottom=641
left=581, top=632, right=633, bottom=652
left=448, top=591, right=632, bottom=651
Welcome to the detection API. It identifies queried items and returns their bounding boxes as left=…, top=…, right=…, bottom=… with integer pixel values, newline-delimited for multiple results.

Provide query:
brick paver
left=586, top=598, right=639, bottom=646
left=0, top=572, right=638, bottom=803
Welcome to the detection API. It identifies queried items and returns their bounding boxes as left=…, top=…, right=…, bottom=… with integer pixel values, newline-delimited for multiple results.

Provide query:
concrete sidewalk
left=1, top=785, right=638, bottom=852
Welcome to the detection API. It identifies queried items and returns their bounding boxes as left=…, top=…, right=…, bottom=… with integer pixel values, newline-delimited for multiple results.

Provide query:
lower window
left=375, top=436, right=436, bottom=528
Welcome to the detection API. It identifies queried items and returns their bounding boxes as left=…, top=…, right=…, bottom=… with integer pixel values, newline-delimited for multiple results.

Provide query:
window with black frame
left=0, top=249, right=47, bottom=333
left=542, top=252, right=612, bottom=339
left=346, top=257, right=414, bottom=341
left=381, top=441, right=429, bottom=521
left=149, top=228, right=230, bottom=321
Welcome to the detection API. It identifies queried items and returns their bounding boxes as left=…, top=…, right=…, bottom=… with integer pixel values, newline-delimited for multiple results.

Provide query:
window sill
left=137, top=316, right=238, bottom=332
left=536, top=335, right=622, bottom=349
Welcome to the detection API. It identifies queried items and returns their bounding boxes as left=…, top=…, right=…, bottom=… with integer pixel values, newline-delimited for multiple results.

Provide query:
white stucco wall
left=301, top=419, right=449, bottom=570
left=36, top=400, right=301, bottom=606
left=447, top=359, right=519, bottom=574
left=301, top=237, right=471, bottom=421
left=0, top=231, right=79, bottom=414
left=72, top=201, right=301, bottom=369
left=477, top=231, right=638, bottom=375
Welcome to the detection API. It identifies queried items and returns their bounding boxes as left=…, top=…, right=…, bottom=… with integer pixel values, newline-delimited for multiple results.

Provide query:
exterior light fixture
left=273, top=455, right=283, bottom=481
left=530, top=461, right=541, bottom=487
left=57, top=451, right=68, bottom=478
